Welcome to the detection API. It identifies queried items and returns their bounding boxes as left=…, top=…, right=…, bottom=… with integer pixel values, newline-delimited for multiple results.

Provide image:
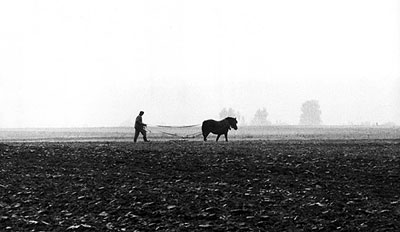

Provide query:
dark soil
left=1, top=140, right=400, bottom=231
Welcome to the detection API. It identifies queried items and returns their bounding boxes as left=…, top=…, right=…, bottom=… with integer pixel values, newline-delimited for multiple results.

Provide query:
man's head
left=139, top=111, right=144, bottom=116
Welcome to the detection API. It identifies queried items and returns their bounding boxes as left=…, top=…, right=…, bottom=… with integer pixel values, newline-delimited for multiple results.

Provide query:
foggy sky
left=0, top=0, right=399, bottom=128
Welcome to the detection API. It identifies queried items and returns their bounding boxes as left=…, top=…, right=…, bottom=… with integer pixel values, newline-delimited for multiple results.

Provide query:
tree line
left=220, top=100, right=322, bottom=126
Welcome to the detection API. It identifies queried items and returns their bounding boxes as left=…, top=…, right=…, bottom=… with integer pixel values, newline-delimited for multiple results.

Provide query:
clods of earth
left=1, top=140, right=400, bottom=231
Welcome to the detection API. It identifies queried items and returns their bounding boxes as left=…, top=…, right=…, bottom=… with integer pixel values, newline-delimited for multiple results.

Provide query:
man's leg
left=141, top=129, right=148, bottom=142
left=134, top=129, right=140, bottom=142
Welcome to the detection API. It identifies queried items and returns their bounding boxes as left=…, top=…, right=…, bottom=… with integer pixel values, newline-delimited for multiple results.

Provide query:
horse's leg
left=216, top=134, right=221, bottom=142
left=224, top=133, right=228, bottom=142
left=203, top=131, right=209, bottom=141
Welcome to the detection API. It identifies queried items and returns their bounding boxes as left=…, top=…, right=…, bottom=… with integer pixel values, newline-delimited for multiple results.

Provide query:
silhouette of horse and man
left=134, top=111, right=238, bottom=142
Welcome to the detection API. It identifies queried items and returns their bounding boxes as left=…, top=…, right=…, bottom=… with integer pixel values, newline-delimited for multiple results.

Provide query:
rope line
left=143, top=123, right=203, bottom=139
left=154, top=124, right=201, bottom=128
left=159, top=131, right=203, bottom=139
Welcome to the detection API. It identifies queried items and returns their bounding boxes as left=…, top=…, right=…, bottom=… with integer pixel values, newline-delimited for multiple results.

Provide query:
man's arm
left=136, top=116, right=146, bottom=127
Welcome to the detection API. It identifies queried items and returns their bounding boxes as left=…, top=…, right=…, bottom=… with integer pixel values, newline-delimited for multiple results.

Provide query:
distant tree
left=219, top=108, right=229, bottom=119
left=219, top=107, right=237, bottom=119
left=299, top=100, right=322, bottom=125
left=219, top=107, right=245, bottom=125
left=251, top=108, right=271, bottom=125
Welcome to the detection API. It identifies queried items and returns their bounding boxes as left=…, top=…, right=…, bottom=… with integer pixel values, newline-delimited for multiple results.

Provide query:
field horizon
left=0, top=125, right=399, bottom=142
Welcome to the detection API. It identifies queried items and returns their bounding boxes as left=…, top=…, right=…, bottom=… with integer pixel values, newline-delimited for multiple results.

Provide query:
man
left=134, top=111, right=149, bottom=142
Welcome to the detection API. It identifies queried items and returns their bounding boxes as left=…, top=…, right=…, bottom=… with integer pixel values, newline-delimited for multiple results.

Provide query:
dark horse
left=202, top=117, right=238, bottom=142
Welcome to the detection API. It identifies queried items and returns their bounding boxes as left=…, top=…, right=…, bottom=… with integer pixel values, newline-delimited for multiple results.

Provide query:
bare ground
left=1, top=140, right=400, bottom=231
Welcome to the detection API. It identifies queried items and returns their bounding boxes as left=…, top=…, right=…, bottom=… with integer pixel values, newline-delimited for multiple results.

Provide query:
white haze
left=0, top=0, right=399, bottom=128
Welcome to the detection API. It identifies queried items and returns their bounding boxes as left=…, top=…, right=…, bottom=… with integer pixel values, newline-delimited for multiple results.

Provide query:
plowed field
left=1, top=140, right=400, bottom=231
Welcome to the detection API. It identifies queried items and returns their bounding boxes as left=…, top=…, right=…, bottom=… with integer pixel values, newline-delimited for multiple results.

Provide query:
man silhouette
left=134, top=111, right=149, bottom=142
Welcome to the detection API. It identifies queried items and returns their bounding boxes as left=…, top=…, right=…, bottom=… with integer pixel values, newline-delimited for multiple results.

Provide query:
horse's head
left=227, top=117, right=238, bottom=130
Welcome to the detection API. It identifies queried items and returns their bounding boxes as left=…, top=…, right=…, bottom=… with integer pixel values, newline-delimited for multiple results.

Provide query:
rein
left=146, top=124, right=202, bottom=139
left=155, top=124, right=201, bottom=128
